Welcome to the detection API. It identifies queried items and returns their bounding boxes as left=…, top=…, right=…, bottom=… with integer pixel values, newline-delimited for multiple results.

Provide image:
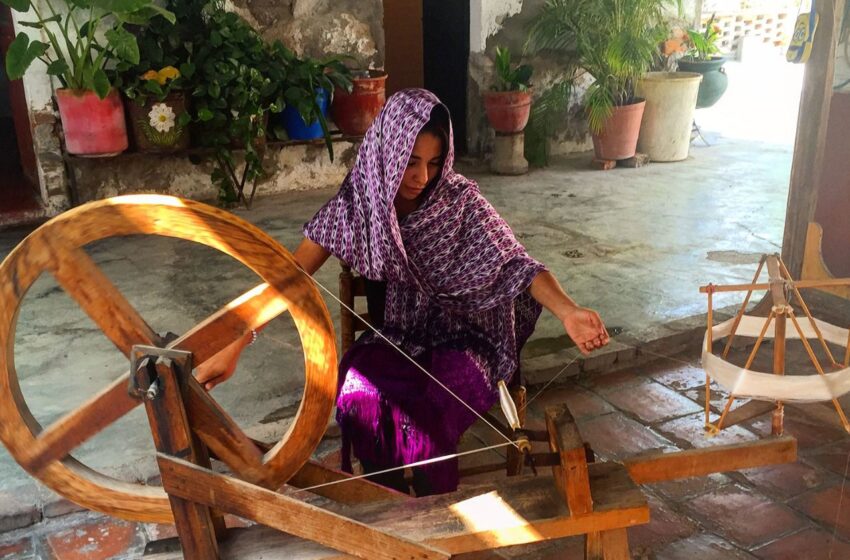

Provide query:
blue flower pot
left=280, top=89, right=329, bottom=140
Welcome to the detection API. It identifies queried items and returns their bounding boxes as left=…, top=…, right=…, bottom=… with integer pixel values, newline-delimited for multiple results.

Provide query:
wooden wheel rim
left=0, top=195, right=338, bottom=523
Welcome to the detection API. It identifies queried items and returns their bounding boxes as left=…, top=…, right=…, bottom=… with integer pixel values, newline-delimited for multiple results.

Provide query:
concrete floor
left=0, top=131, right=791, bottom=512
left=0, top=56, right=815, bottom=557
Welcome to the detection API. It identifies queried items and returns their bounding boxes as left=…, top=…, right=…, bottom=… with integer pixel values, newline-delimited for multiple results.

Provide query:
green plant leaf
left=136, top=4, right=175, bottom=24
left=106, top=26, right=140, bottom=64
left=179, top=62, right=195, bottom=79
left=89, top=0, right=147, bottom=12
left=0, top=0, right=31, bottom=13
left=119, top=6, right=175, bottom=25
left=46, top=59, right=69, bottom=76
left=5, top=34, right=47, bottom=80
left=197, top=108, right=214, bottom=121
left=16, top=20, right=45, bottom=29
left=514, top=65, right=533, bottom=87
left=92, top=69, right=111, bottom=99
left=143, top=80, right=163, bottom=96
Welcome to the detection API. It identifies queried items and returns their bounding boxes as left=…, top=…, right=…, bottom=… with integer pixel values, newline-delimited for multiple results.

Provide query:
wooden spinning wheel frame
left=0, top=196, right=805, bottom=559
left=0, top=195, right=338, bottom=523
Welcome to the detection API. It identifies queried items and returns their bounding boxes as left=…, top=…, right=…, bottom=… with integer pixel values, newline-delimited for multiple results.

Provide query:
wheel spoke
left=185, top=379, right=269, bottom=485
left=21, top=283, right=289, bottom=474
left=172, top=283, right=289, bottom=365
left=23, top=373, right=137, bottom=474
left=44, top=243, right=160, bottom=355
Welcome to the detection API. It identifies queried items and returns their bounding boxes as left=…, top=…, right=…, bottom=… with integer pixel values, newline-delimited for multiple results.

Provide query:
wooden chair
left=338, top=261, right=371, bottom=354
left=337, top=260, right=532, bottom=477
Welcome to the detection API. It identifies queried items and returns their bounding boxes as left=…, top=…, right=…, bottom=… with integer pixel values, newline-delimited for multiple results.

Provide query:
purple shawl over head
left=304, top=89, right=545, bottom=385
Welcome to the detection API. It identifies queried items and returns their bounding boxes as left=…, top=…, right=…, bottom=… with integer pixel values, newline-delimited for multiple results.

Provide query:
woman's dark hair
left=420, top=104, right=451, bottom=162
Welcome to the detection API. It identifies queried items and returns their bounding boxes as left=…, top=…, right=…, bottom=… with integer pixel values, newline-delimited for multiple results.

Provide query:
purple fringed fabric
left=303, top=89, right=546, bottom=493
left=337, top=343, right=496, bottom=494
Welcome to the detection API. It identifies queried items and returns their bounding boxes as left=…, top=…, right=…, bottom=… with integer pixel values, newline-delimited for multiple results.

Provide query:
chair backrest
left=338, top=261, right=371, bottom=355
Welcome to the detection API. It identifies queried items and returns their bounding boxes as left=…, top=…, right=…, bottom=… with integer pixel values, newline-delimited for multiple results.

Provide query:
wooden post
left=781, top=0, right=844, bottom=278
left=722, top=255, right=767, bottom=359
left=138, top=349, right=220, bottom=559
left=705, top=285, right=714, bottom=428
left=845, top=327, right=850, bottom=367
left=771, top=310, right=786, bottom=436
left=767, top=256, right=787, bottom=436
left=546, top=404, right=592, bottom=516
left=339, top=262, right=355, bottom=354
left=586, top=529, right=629, bottom=560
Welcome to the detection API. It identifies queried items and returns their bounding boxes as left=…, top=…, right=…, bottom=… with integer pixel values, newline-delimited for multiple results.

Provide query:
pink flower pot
left=331, top=70, right=388, bottom=136
left=591, top=99, right=646, bottom=161
left=55, top=89, right=128, bottom=156
left=483, top=90, right=532, bottom=133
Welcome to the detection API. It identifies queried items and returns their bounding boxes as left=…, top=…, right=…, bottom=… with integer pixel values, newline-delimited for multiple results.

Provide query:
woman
left=197, top=89, right=608, bottom=495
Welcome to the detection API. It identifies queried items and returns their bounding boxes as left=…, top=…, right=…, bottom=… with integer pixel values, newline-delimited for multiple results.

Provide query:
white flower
left=149, top=103, right=176, bottom=133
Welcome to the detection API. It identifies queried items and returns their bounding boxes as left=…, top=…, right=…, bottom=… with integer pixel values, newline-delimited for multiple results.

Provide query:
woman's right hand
left=195, top=333, right=251, bottom=390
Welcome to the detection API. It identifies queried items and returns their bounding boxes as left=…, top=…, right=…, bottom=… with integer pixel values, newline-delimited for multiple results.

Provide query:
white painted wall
left=10, top=3, right=60, bottom=209
left=469, top=0, right=524, bottom=53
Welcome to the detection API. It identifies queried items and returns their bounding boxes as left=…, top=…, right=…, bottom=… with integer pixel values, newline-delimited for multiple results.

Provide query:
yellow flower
left=141, top=66, right=181, bottom=85
left=158, top=66, right=180, bottom=83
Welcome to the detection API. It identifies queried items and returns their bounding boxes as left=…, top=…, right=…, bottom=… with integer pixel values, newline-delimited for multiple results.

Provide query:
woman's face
left=396, top=131, right=444, bottom=201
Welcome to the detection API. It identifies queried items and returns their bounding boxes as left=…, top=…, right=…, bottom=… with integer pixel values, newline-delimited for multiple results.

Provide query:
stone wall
left=12, top=0, right=382, bottom=211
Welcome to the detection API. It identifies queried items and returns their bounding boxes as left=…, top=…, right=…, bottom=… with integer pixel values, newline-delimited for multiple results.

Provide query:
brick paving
left=0, top=347, right=848, bottom=559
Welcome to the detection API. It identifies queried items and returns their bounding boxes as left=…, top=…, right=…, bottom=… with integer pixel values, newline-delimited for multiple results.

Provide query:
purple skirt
left=336, top=342, right=498, bottom=494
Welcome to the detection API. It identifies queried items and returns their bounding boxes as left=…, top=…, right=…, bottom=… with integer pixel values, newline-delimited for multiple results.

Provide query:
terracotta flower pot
left=591, top=99, right=646, bottom=161
left=483, top=90, right=532, bottom=133
left=126, top=92, right=191, bottom=153
left=55, top=89, right=128, bottom=156
left=331, top=70, right=388, bottom=136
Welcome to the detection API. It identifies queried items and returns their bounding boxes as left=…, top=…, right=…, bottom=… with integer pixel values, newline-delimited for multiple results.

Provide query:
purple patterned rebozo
left=303, top=89, right=546, bottom=493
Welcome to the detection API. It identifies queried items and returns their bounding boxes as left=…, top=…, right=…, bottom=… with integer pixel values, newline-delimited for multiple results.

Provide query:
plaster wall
left=10, top=2, right=69, bottom=214
left=467, top=0, right=593, bottom=159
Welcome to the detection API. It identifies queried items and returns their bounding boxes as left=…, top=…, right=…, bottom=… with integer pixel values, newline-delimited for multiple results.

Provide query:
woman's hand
left=528, top=271, right=610, bottom=355
left=561, top=306, right=609, bottom=355
left=195, top=333, right=251, bottom=391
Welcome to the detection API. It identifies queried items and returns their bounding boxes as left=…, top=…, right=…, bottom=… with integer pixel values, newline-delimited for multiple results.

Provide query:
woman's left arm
left=528, top=270, right=609, bottom=355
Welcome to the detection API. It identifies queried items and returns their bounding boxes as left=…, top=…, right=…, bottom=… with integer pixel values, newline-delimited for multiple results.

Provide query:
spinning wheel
left=0, top=195, right=338, bottom=523
left=0, top=197, right=803, bottom=559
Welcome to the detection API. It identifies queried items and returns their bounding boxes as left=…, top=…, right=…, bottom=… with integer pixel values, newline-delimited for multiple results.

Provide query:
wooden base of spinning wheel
left=0, top=196, right=799, bottom=559
left=139, top=352, right=797, bottom=559
left=139, top=350, right=649, bottom=559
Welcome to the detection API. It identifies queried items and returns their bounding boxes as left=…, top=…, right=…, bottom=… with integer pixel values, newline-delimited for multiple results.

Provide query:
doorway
left=384, top=0, right=470, bottom=155
left=1, top=6, right=41, bottom=214
left=422, top=0, right=469, bottom=155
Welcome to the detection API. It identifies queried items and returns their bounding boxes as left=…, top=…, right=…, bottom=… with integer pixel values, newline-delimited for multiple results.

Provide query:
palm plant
left=527, top=0, right=670, bottom=134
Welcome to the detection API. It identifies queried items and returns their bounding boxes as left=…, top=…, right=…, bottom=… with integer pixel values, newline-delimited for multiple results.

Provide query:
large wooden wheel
left=0, top=195, right=338, bottom=523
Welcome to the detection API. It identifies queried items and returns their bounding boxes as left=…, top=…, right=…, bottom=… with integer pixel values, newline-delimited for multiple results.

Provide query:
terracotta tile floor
left=0, top=347, right=848, bottom=559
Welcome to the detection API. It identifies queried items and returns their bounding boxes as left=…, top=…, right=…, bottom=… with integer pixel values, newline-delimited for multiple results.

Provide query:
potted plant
left=271, top=44, right=352, bottom=147
left=121, top=65, right=192, bottom=152
left=528, top=0, right=669, bottom=161
left=483, top=46, right=533, bottom=133
left=2, top=0, right=174, bottom=156
left=677, top=14, right=728, bottom=108
left=330, top=67, right=387, bottom=137
left=634, top=23, right=702, bottom=162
